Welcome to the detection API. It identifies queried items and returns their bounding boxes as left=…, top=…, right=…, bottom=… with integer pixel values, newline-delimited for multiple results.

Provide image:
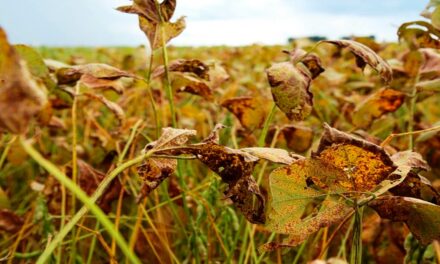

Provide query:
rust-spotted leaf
left=352, top=88, right=405, bottom=129
left=221, top=97, right=266, bottom=131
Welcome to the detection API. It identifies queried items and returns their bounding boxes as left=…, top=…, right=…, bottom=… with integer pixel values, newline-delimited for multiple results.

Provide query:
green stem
left=350, top=203, right=363, bottom=264
left=20, top=137, right=146, bottom=264
left=258, top=103, right=276, bottom=147
left=145, top=52, right=160, bottom=138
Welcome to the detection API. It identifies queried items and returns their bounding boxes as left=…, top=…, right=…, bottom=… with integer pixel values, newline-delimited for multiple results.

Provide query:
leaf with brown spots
left=369, top=196, right=440, bottom=245
left=316, top=123, right=396, bottom=192
left=136, top=127, right=196, bottom=201
left=181, top=141, right=265, bottom=223
left=323, top=40, right=393, bottom=83
left=263, top=158, right=353, bottom=250
left=118, top=1, right=185, bottom=50
left=0, top=209, right=24, bottom=233
left=352, top=88, right=405, bottom=129
left=266, top=50, right=323, bottom=121
left=221, top=97, right=266, bottom=131
left=0, top=27, right=47, bottom=134
left=171, top=73, right=212, bottom=100
left=153, top=59, right=210, bottom=80
left=281, top=125, right=314, bottom=152
left=56, top=63, right=135, bottom=90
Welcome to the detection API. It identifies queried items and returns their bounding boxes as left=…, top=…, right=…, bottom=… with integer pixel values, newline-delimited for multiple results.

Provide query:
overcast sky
left=0, top=0, right=427, bottom=46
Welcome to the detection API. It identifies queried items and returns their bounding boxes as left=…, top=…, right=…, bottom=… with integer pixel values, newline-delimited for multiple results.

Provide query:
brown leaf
left=80, top=74, right=134, bottom=94
left=171, top=73, right=212, bottom=100
left=136, top=127, right=196, bottom=200
left=323, top=40, right=393, bottom=83
left=0, top=27, right=47, bottom=133
left=117, top=0, right=176, bottom=23
left=182, top=142, right=265, bottom=224
left=352, top=88, right=405, bottom=129
left=281, top=125, right=314, bottom=152
left=153, top=59, right=210, bottom=80
left=221, top=97, right=266, bottom=131
left=389, top=172, right=440, bottom=204
left=138, top=16, right=186, bottom=50
left=0, top=209, right=24, bottom=233
left=208, top=62, right=229, bottom=89
left=369, top=196, right=440, bottom=245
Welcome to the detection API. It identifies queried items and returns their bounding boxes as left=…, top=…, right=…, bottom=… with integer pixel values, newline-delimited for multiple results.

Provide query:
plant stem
left=350, top=203, right=363, bottom=264
left=258, top=103, right=277, bottom=147
left=20, top=137, right=147, bottom=264
left=145, top=52, right=161, bottom=138
left=69, top=82, right=80, bottom=264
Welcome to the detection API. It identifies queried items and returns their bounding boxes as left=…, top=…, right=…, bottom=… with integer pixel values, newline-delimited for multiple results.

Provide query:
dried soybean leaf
left=153, top=59, right=210, bottom=80
left=171, top=73, right=212, bottom=100
left=398, top=21, right=440, bottom=49
left=369, top=196, right=440, bottom=245
left=56, top=63, right=135, bottom=85
left=240, top=147, right=299, bottom=165
left=138, top=16, right=186, bottom=50
left=137, top=158, right=176, bottom=201
left=83, top=92, right=125, bottom=124
left=323, top=40, right=393, bottom=83
left=281, top=125, right=314, bottom=152
left=180, top=141, right=265, bottom=223
left=352, top=88, right=405, bottom=129
left=221, top=97, right=266, bottom=131
left=80, top=74, right=134, bottom=94
left=389, top=172, right=440, bottom=204
left=117, top=0, right=176, bottom=23
left=136, top=127, right=196, bottom=199
left=266, top=60, right=314, bottom=121
left=0, top=27, right=47, bottom=134
left=0, top=209, right=24, bottom=233
left=208, top=62, right=229, bottom=89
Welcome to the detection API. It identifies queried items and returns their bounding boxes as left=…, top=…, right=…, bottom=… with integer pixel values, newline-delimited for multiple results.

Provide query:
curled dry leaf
left=83, top=92, right=125, bottom=124
left=352, top=88, right=405, bottom=129
left=221, top=97, right=266, bottom=131
left=56, top=63, right=135, bottom=93
left=266, top=50, right=324, bottom=121
left=0, top=27, right=47, bottom=134
left=137, top=127, right=196, bottom=201
left=171, top=73, right=212, bottom=100
left=208, top=61, right=229, bottom=89
left=369, top=196, right=440, bottom=246
left=0, top=209, right=24, bottom=233
left=398, top=21, right=440, bottom=49
left=153, top=59, right=210, bottom=80
left=323, top=40, right=393, bottom=83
